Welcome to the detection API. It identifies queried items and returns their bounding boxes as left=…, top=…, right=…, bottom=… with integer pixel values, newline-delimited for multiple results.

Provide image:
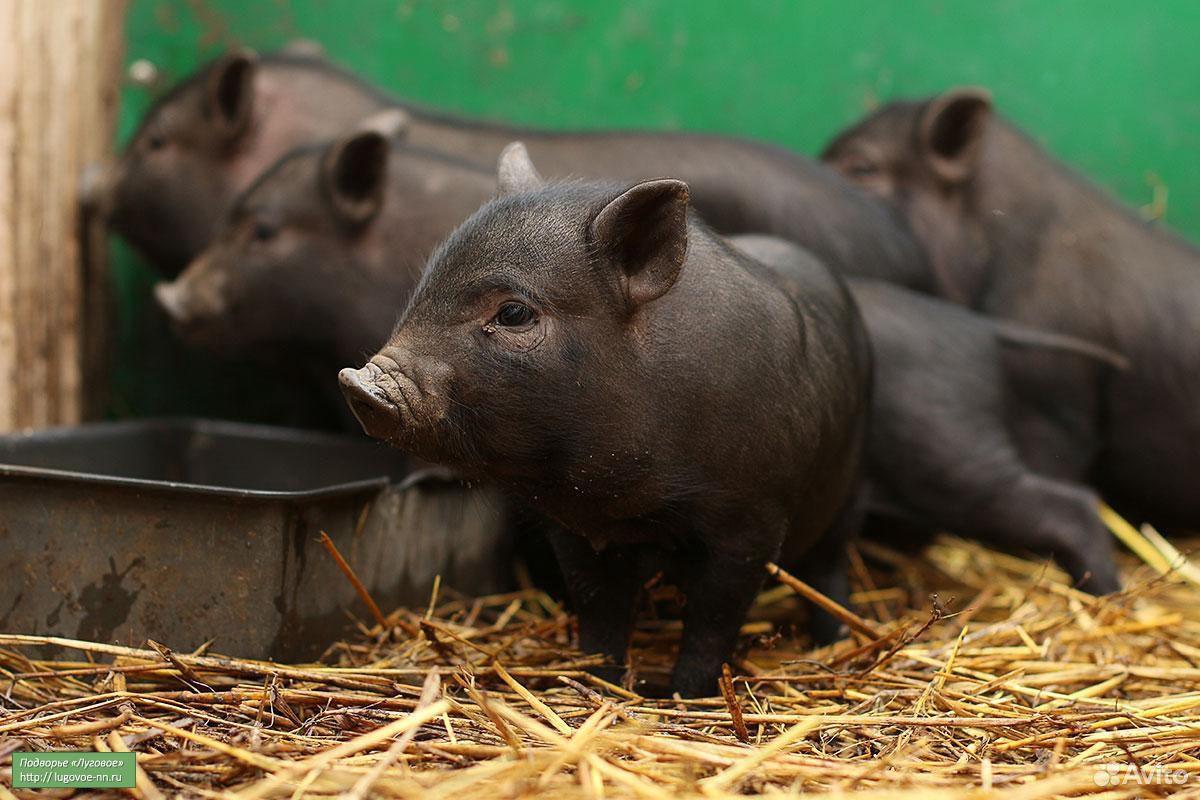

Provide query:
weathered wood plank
left=0, top=0, right=125, bottom=430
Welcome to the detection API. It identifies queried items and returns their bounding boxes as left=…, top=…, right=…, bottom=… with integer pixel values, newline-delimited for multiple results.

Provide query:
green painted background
left=113, top=0, right=1200, bottom=422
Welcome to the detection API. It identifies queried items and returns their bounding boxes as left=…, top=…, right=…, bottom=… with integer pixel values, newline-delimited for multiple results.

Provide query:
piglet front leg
left=672, top=542, right=772, bottom=698
left=549, top=530, right=647, bottom=685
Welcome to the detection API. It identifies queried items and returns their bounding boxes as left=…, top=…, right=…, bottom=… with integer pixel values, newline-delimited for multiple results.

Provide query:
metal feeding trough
left=0, top=418, right=512, bottom=660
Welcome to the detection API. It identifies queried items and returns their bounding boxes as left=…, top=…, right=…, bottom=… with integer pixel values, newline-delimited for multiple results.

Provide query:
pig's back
left=727, top=244, right=994, bottom=388
left=727, top=234, right=851, bottom=302
left=401, top=113, right=931, bottom=289
left=256, top=58, right=929, bottom=291
left=260, top=57, right=391, bottom=136
left=728, top=234, right=869, bottom=349
left=286, top=64, right=931, bottom=289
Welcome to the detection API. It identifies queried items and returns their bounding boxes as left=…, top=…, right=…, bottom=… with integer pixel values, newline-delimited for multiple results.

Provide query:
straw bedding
left=4, top=525, right=1200, bottom=799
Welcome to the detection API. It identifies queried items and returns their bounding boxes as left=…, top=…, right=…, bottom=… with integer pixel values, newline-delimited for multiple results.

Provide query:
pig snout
left=339, top=351, right=453, bottom=446
left=339, top=364, right=404, bottom=440
left=78, top=160, right=119, bottom=217
left=154, top=281, right=193, bottom=325
left=154, top=255, right=229, bottom=334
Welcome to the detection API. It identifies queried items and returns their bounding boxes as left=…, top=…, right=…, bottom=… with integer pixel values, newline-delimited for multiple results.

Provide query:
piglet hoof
left=1058, top=543, right=1121, bottom=595
left=1074, top=568, right=1121, bottom=597
left=808, top=613, right=849, bottom=647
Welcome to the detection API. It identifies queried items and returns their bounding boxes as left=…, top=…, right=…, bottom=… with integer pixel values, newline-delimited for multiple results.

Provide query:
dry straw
left=3, top=517, right=1200, bottom=798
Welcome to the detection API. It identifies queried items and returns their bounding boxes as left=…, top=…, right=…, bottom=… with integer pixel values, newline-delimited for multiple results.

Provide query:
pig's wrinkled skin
left=734, top=235, right=1125, bottom=593
left=339, top=146, right=872, bottom=697
left=822, top=89, right=1200, bottom=529
left=101, top=53, right=389, bottom=275
left=106, top=51, right=929, bottom=288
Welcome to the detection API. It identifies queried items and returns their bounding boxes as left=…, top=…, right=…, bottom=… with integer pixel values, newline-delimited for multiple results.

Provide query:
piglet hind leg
left=672, top=544, right=773, bottom=698
left=793, top=545, right=853, bottom=645
left=791, top=501, right=862, bottom=645
left=949, top=474, right=1120, bottom=595
left=548, top=530, right=648, bottom=686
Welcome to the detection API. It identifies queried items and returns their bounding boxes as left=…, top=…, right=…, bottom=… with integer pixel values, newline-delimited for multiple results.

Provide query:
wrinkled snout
left=339, top=365, right=403, bottom=441
left=339, top=349, right=454, bottom=454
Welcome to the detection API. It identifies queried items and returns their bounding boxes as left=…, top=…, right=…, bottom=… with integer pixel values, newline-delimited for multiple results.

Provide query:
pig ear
left=321, top=130, right=389, bottom=225
left=355, top=108, right=410, bottom=141
left=204, top=53, right=257, bottom=142
left=590, top=179, right=690, bottom=308
left=497, top=142, right=544, bottom=196
left=918, top=87, right=992, bottom=183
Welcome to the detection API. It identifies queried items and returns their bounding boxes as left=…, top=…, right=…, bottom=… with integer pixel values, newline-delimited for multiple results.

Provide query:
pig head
left=154, top=115, right=484, bottom=368
left=97, top=51, right=389, bottom=275
left=821, top=88, right=998, bottom=305
left=337, top=145, right=667, bottom=487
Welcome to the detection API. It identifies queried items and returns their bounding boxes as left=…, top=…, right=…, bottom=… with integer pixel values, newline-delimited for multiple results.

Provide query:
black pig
left=338, top=145, right=872, bottom=697
left=96, top=52, right=391, bottom=275
left=154, top=122, right=488, bottom=369
left=735, top=236, right=1126, bottom=593
left=822, top=88, right=1200, bottom=529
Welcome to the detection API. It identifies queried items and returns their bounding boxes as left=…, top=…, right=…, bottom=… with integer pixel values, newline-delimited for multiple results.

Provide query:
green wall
left=113, top=0, right=1200, bottom=421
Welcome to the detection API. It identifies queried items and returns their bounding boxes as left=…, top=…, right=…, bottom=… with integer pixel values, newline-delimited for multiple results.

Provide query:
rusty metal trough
left=0, top=418, right=511, bottom=660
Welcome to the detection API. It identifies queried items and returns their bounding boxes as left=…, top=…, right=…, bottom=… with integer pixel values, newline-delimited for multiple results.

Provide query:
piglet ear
left=356, top=108, right=411, bottom=141
left=204, top=52, right=257, bottom=142
left=590, top=179, right=690, bottom=308
left=317, top=111, right=406, bottom=224
left=321, top=130, right=389, bottom=225
left=919, top=87, right=992, bottom=183
left=497, top=142, right=544, bottom=196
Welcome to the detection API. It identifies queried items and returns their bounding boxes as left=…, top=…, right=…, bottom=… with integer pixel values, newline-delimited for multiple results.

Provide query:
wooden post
left=0, top=0, right=125, bottom=431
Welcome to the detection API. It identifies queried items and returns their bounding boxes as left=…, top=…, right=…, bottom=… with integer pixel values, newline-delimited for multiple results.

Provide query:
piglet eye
left=146, top=133, right=167, bottom=151
left=253, top=221, right=278, bottom=242
left=496, top=302, right=534, bottom=328
left=844, top=160, right=880, bottom=178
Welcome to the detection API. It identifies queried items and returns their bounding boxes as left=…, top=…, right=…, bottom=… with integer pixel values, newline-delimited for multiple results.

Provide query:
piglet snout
left=78, top=160, right=118, bottom=217
left=154, top=281, right=190, bottom=324
left=339, top=366, right=402, bottom=441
